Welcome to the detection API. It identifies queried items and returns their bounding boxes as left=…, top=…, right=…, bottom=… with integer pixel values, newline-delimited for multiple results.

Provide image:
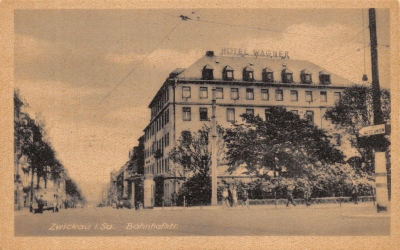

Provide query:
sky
left=14, top=8, right=390, bottom=203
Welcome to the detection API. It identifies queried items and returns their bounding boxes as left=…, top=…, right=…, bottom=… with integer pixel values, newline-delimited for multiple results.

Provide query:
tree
left=324, top=86, right=390, bottom=174
left=127, top=136, right=145, bottom=175
left=170, top=127, right=211, bottom=178
left=170, top=126, right=224, bottom=206
left=222, top=107, right=345, bottom=181
left=66, top=179, right=85, bottom=204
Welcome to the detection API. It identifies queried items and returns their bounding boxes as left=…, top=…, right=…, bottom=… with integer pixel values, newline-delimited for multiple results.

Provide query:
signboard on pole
left=359, top=124, right=385, bottom=137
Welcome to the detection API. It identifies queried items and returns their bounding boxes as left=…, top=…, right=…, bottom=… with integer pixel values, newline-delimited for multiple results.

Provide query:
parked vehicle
left=116, top=198, right=131, bottom=209
left=32, top=188, right=59, bottom=213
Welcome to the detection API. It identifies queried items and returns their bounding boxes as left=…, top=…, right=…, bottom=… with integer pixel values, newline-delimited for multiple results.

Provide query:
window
left=223, top=65, right=234, bottom=80
left=199, top=87, right=208, bottom=99
left=246, top=109, right=254, bottom=116
left=202, top=64, right=214, bottom=80
left=243, top=66, right=254, bottom=81
left=301, top=70, right=312, bottom=84
left=200, top=108, right=208, bottom=121
left=291, top=110, right=298, bottom=115
left=227, top=108, right=235, bottom=122
left=275, top=89, right=283, bottom=101
left=281, top=68, right=293, bottom=83
left=334, top=92, right=341, bottom=104
left=165, top=109, right=169, bottom=124
left=305, top=110, right=314, bottom=123
left=319, top=71, right=331, bottom=84
left=215, top=87, right=223, bottom=99
left=262, top=68, right=274, bottom=83
left=182, top=107, right=191, bottom=121
left=246, top=88, right=254, bottom=100
left=231, top=88, right=239, bottom=100
left=333, top=133, right=341, bottom=146
left=182, top=156, right=191, bottom=170
left=305, top=91, right=313, bottom=102
left=290, top=90, right=298, bottom=101
left=261, top=89, right=269, bottom=100
left=320, top=91, right=327, bottom=102
left=182, top=86, right=191, bottom=98
left=165, top=133, right=169, bottom=147
left=265, top=108, right=271, bottom=121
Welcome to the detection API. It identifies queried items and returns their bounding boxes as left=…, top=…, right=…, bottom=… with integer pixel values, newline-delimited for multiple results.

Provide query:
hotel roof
left=147, top=52, right=356, bottom=110
left=174, top=53, right=355, bottom=87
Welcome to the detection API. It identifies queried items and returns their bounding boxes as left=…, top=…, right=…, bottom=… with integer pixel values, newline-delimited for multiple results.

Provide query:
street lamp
left=211, top=88, right=218, bottom=206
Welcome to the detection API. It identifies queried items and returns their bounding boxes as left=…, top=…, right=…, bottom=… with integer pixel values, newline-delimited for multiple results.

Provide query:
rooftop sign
left=221, top=48, right=289, bottom=59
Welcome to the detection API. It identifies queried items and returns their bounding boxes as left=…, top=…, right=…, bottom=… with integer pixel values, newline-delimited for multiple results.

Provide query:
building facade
left=142, top=51, right=357, bottom=206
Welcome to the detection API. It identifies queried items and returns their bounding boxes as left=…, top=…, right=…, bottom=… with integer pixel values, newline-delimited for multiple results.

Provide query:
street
left=15, top=202, right=389, bottom=236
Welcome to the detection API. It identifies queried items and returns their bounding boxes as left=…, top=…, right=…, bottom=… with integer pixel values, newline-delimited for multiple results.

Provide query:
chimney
left=206, top=51, right=214, bottom=57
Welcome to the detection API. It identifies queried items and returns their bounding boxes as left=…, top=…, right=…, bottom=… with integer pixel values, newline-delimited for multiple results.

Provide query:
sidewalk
left=340, top=202, right=391, bottom=218
left=152, top=202, right=391, bottom=217
left=14, top=207, right=31, bottom=216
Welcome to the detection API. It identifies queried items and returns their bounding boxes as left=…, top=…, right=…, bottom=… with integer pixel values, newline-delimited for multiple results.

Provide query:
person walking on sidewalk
left=243, top=189, right=249, bottom=208
left=351, top=183, right=359, bottom=204
left=286, top=184, right=296, bottom=207
left=222, top=187, right=230, bottom=208
left=232, top=186, right=238, bottom=207
left=304, top=183, right=312, bottom=206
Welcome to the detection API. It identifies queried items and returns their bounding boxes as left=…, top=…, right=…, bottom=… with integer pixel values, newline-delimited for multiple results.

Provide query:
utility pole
left=369, top=8, right=384, bottom=126
left=368, top=8, right=388, bottom=212
left=211, top=88, right=218, bottom=206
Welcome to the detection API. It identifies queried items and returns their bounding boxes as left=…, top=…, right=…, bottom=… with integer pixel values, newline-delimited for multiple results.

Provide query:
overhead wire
left=97, top=9, right=200, bottom=107
left=97, top=9, right=378, bottom=107
left=96, top=20, right=182, bottom=106
left=305, top=26, right=369, bottom=73
left=157, top=11, right=331, bottom=39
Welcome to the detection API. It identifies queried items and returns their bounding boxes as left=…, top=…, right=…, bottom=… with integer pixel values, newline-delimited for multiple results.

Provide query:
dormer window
left=202, top=64, right=214, bottom=80
left=319, top=70, right=331, bottom=84
left=301, top=69, right=312, bottom=84
left=223, top=65, right=234, bottom=81
left=281, top=68, right=293, bottom=83
left=262, top=68, right=274, bottom=83
left=243, top=66, right=254, bottom=81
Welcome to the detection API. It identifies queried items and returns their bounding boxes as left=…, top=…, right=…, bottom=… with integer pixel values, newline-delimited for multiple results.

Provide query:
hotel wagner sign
left=221, top=48, right=289, bottom=59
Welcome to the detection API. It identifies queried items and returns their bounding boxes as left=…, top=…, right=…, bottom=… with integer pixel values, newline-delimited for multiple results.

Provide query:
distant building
left=109, top=136, right=145, bottom=208
left=142, top=51, right=358, bottom=206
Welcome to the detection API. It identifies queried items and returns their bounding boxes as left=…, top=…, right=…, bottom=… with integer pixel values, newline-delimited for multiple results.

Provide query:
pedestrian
left=36, top=195, right=44, bottom=213
left=172, top=191, right=178, bottom=206
left=351, top=184, right=358, bottom=204
left=222, top=187, right=230, bottom=208
left=232, top=186, right=238, bottom=207
left=304, top=184, right=311, bottom=206
left=286, top=184, right=296, bottom=207
left=243, top=189, right=249, bottom=208
left=228, top=185, right=233, bottom=207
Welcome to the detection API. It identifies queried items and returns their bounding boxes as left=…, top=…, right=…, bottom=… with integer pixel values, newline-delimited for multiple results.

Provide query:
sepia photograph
left=3, top=1, right=398, bottom=249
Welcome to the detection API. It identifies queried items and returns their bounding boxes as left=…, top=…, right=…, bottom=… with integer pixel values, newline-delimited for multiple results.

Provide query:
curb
left=341, top=212, right=391, bottom=218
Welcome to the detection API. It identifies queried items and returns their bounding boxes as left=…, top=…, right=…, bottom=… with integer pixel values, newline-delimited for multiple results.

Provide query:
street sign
left=359, top=124, right=385, bottom=137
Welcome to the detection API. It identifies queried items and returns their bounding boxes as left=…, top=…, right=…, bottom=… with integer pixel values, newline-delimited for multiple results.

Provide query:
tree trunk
left=30, top=167, right=34, bottom=212
left=36, top=173, right=40, bottom=189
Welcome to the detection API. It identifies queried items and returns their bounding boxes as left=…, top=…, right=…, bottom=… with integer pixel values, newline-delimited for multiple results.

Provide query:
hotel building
left=142, top=51, right=356, bottom=207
